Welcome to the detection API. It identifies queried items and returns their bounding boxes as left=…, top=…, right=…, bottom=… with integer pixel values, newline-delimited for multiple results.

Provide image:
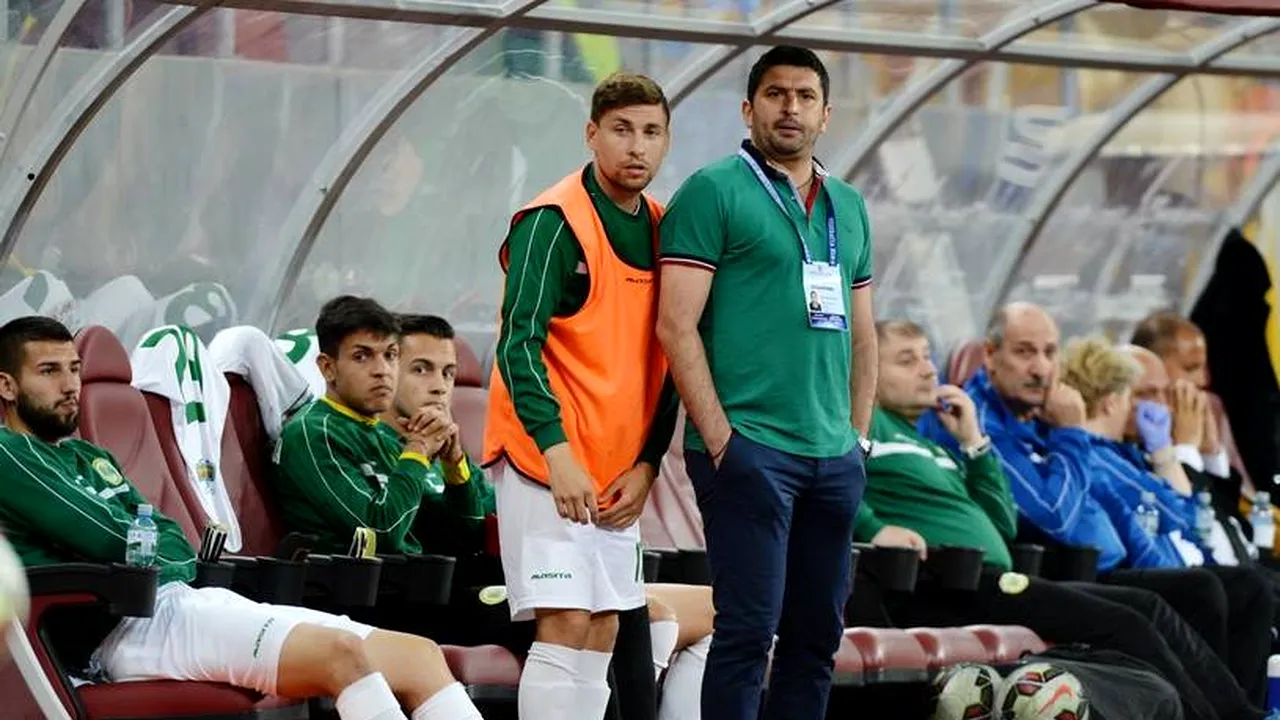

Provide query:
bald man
left=1125, top=344, right=1229, bottom=485
left=921, top=302, right=1131, bottom=567
left=1132, top=312, right=1256, bottom=498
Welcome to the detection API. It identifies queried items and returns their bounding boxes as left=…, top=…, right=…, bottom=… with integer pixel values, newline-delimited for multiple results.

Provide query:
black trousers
left=1105, top=565, right=1274, bottom=706
left=854, top=570, right=1262, bottom=720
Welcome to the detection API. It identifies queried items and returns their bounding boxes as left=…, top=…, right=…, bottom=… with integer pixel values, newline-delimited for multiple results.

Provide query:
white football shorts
left=495, top=461, right=645, bottom=622
left=93, top=582, right=377, bottom=694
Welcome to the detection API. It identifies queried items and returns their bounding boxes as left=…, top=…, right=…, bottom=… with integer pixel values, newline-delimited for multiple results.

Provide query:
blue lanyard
left=738, top=148, right=838, bottom=267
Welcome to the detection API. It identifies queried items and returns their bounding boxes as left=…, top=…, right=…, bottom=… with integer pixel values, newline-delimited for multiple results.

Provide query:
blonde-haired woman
left=1059, top=336, right=1197, bottom=569
left=1060, top=337, right=1192, bottom=496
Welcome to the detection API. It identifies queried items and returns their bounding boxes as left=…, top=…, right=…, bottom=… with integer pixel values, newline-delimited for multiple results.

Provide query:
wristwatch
left=961, top=436, right=993, bottom=460
left=858, top=436, right=873, bottom=459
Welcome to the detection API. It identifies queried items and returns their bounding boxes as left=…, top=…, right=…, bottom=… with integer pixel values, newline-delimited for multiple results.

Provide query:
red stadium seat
left=965, top=625, right=1048, bottom=664
left=75, top=326, right=201, bottom=546
left=946, top=339, right=986, bottom=387
left=68, top=326, right=305, bottom=719
left=214, top=373, right=289, bottom=557
left=906, top=627, right=995, bottom=670
left=441, top=644, right=521, bottom=702
left=843, top=627, right=930, bottom=683
left=831, top=631, right=865, bottom=686
left=452, top=338, right=487, bottom=460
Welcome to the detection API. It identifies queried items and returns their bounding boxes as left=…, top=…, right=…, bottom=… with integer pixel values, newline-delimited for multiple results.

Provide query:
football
left=0, top=533, right=29, bottom=646
left=931, top=662, right=1003, bottom=720
left=995, top=662, right=1090, bottom=720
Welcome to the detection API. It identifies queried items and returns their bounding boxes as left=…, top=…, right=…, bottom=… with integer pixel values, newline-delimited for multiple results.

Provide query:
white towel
left=274, top=328, right=327, bottom=400
left=131, top=325, right=241, bottom=552
left=209, top=325, right=313, bottom=441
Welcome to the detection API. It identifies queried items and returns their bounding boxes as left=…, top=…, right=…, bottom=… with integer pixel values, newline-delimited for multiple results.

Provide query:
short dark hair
left=397, top=314, right=455, bottom=341
left=1131, top=310, right=1200, bottom=357
left=315, top=295, right=399, bottom=357
left=747, top=45, right=830, bottom=104
left=0, top=316, right=74, bottom=376
left=590, top=72, right=669, bottom=125
left=875, top=319, right=928, bottom=342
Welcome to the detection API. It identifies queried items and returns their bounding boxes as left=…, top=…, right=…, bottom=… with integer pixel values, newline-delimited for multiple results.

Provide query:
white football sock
left=519, top=641, right=580, bottom=720
left=649, top=620, right=680, bottom=681
left=334, top=672, right=408, bottom=720
left=575, top=648, right=614, bottom=720
left=659, top=634, right=711, bottom=720
left=410, top=681, right=481, bottom=720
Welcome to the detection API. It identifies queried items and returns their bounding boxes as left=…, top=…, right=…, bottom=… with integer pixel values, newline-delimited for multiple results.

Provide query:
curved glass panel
left=0, top=9, right=454, bottom=349
left=1006, top=74, right=1280, bottom=341
left=1232, top=27, right=1280, bottom=56
left=543, top=0, right=757, bottom=22
left=653, top=49, right=912, bottom=199
left=851, top=62, right=1156, bottom=353
left=1016, top=4, right=1241, bottom=53
left=0, top=0, right=67, bottom=99
left=7, top=0, right=180, bottom=173
left=275, top=32, right=701, bottom=349
left=788, top=0, right=1027, bottom=39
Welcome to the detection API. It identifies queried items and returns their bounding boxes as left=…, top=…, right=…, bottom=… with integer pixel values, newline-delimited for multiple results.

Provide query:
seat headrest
left=75, top=326, right=133, bottom=383
left=455, top=339, right=484, bottom=388
left=946, top=339, right=987, bottom=387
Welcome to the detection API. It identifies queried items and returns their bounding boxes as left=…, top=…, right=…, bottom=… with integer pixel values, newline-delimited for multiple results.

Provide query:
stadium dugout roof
left=0, top=0, right=1274, bottom=353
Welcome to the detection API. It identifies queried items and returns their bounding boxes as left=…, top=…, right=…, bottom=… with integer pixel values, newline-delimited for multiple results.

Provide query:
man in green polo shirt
left=275, top=295, right=486, bottom=556
left=656, top=45, right=876, bottom=720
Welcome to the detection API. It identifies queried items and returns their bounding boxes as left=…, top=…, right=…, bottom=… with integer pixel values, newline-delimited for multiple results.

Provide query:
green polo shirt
left=658, top=141, right=873, bottom=458
left=858, top=408, right=1016, bottom=570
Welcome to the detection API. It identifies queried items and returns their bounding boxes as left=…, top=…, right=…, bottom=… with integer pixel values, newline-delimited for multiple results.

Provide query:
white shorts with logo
left=92, top=582, right=377, bottom=694
left=495, top=462, right=645, bottom=622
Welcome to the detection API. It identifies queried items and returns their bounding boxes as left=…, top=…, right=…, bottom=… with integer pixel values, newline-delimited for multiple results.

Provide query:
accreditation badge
left=802, top=263, right=847, bottom=331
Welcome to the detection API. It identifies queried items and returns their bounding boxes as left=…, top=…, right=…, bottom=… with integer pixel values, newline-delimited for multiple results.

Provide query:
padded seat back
left=946, top=339, right=986, bottom=387
left=452, top=339, right=487, bottom=459
left=75, top=327, right=201, bottom=545
left=221, top=374, right=289, bottom=557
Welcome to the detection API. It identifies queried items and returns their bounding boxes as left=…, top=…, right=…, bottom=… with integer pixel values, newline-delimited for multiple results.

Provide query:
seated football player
left=0, top=315, right=481, bottom=720
left=274, top=296, right=489, bottom=556
left=863, top=319, right=1265, bottom=720
left=380, top=313, right=494, bottom=558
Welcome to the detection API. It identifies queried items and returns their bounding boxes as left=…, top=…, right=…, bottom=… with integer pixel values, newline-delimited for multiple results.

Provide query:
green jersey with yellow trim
left=0, top=428, right=197, bottom=585
left=274, top=397, right=491, bottom=555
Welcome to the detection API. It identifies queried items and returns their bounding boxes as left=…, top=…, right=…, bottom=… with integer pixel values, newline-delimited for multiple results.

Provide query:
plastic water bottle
left=125, top=504, right=158, bottom=568
left=1195, top=491, right=1216, bottom=544
left=1252, top=491, right=1276, bottom=552
left=1136, top=491, right=1160, bottom=539
left=1267, top=654, right=1280, bottom=711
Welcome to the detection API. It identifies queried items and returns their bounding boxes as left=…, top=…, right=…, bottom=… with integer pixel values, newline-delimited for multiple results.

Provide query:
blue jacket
left=1088, top=437, right=1195, bottom=569
left=920, top=368, right=1127, bottom=571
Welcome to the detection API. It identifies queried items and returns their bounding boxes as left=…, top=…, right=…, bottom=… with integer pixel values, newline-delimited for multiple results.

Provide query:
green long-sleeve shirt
left=0, top=428, right=197, bottom=585
left=273, top=397, right=490, bottom=555
left=857, top=407, right=1017, bottom=570
left=496, top=164, right=679, bottom=469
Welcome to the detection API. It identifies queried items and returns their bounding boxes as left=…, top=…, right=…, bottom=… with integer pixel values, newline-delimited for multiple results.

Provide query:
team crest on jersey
left=92, top=458, right=123, bottom=486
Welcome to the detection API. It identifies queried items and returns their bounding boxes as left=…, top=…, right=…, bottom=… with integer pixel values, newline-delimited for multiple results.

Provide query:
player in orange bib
left=482, top=72, right=679, bottom=720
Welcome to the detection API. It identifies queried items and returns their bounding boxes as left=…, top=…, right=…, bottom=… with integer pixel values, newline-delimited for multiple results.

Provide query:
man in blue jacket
left=923, top=302, right=1268, bottom=703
